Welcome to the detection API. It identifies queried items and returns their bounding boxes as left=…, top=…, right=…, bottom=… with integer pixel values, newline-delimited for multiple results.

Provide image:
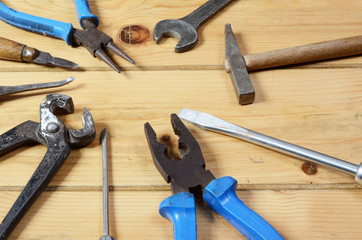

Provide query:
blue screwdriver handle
left=204, top=176, right=284, bottom=240
left=74, top=0, right=99, bottom=27
left=159, top=192, right=197, bottom=240
left=0, top=2, right=73, bottom=45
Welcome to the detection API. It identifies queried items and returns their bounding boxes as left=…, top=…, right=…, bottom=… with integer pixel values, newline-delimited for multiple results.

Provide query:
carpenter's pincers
left=0, top=93, right=96, bottom=240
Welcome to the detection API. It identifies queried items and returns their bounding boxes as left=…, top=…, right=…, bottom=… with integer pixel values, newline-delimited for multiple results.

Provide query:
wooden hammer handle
left=0, top=37, right=37, bottom=62
left=244, top=35, right=362, bottom=71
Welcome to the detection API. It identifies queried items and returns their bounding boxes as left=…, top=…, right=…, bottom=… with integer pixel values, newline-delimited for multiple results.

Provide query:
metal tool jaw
left=153, top=19, right=199, bottom=53
left=0, top=2, right=134, bottom=73
left=145, top=114, right=285, bottom=240
left=224, top=24, right=255, bottom=105
left=153, top=0, right=235, bottom=53
left=0, top=93, right=96, bottom=240
left=72, top=20, right=113, bottom=56
left=144, top=114, right=215, bottom=195
left=72, top=19, right=135, bottom=73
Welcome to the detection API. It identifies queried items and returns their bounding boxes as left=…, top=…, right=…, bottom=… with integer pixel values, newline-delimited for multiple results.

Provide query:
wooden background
left=0, top=0, right=362, bottom=239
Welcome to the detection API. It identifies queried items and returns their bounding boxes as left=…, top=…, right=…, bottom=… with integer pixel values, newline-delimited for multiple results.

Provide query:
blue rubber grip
left=159, top=192, right=197, bottom=240
left=204, top=176, right=284, bottom=240
left=74, top=0, right=99, bottom=26
left=0, top=2, right=73, bottom=45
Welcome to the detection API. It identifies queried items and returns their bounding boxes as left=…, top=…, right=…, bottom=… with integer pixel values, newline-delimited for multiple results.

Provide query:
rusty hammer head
left=224, top=24, right=255, bottom=105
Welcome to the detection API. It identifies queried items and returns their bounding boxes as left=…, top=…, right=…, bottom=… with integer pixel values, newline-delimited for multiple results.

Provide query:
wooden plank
left=0, top=0, right=362, bottom=71
left=0, top=69, right=361, bottom=187
left=0, top=1, right=361, bottom=239
left=0, top=190, right=361, bottom=240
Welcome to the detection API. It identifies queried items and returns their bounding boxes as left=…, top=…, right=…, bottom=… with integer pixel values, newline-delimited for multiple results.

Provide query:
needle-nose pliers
left=0, top=1, right=135, bottom=73
left=144, top=114, right=284, bottom=240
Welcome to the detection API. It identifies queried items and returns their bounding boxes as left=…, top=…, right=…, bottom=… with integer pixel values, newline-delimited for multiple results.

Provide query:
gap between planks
left=1, top=63, right=362, bottom=73
left=0, top=183, right=361, bottom=192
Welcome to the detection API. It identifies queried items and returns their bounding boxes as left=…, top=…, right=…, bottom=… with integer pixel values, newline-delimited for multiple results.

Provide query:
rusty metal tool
left=178, top=108, right=362, bottom=185
left=0, top=77, right=74, bottom=97
left=225, top=24, right=362, bottom=105
left=145, top=114, right=284, bottom=240
left=0, top=37, right=78, bottom=69
left=0, top=93, right=96, bottom=240
left=0, top=1, right=135, bottom=73
left=154, top=0, right=235, bottom=53
left=99, top=128, right=114, bottom=240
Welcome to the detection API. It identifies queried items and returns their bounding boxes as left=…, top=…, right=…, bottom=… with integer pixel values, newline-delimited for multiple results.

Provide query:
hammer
left=225, top=24, right=362, bottom=105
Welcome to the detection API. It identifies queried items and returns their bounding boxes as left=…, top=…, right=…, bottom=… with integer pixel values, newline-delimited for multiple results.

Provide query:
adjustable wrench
left=154, top=0, right=235, bottom=53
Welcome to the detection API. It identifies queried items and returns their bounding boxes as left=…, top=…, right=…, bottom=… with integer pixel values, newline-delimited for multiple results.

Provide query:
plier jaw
left=144, top=114, right=215, bottom=195
left=0, top=1, right=135, bottom=73
left=72, top=19, right=135, bottom=73
left=145, top=114, right=285, bottom=240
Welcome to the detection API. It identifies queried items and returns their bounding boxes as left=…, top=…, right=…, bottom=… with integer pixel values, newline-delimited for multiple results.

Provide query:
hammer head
left=153, top=19, right=198, bottom=53
left=225, top=24, right=255, bottom=105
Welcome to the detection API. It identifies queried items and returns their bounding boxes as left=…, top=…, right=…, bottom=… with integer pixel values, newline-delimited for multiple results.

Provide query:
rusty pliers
left=0, top=93, right=96, bottom=240
left=145, top=114, right=283, bottom=240
left=0, top=1, right=135, bottom=72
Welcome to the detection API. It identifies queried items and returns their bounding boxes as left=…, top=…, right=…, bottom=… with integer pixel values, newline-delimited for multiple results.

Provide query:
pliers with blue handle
left=0, top=1, right=135, bottom=73
left=144, top=114, right=284, bottom=240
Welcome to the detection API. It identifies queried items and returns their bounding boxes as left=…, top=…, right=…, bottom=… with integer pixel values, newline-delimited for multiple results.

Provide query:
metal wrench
left=154, top=0, right=235, bottom=53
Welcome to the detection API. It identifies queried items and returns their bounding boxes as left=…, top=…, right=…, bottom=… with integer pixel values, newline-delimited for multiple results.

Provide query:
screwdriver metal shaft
left=0, top=77, right=74, bottom=97
left=178, top=109, right=362, bottom=185
left=100, top=129, right=114, bottom=240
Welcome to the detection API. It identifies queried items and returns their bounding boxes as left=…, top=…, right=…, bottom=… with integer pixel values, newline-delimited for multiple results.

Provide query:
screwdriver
left=100, top=129, right=114, bottom=240
left=0, top=77, right=74, bottom=97
left=178, top=108, right=362, bottom=185
left=0, top=37, right=78, bottom=69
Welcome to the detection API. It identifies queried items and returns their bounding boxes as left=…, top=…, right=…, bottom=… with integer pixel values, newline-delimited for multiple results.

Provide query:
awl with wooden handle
left=224, top=24, right=362, bottom=105
left=0, top=36, right=78, bottom=69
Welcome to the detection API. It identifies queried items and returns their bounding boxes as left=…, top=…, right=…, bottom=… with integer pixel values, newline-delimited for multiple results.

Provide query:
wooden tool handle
left=244, top=35, right=362, bottom=71
left=0, top=37, right=37, bottom=62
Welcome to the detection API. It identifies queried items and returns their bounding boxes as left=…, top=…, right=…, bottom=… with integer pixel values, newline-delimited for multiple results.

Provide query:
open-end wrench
left=154, top=0, right=235, bottom=53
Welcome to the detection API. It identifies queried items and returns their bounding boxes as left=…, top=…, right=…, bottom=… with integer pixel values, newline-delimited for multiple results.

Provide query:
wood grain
left=0, top=190, right=361, bottom=240
left=0, top=69, right=361, bottom=187
left=0, top=0, right=362, bottom=71
left=244, top=35, right=362, bottom=71
left=0, top=1, right=361, bottom=239
left=0, top=37, right=25, bottom=62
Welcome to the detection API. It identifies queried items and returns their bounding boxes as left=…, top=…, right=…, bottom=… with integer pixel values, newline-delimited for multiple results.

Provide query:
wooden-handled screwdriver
left=0, top=36, right=78, bottom=69
left=224, top=24, right=362, bottom=105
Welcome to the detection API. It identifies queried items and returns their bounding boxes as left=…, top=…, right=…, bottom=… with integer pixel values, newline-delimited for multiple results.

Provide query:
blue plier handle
left=145, top=114, right=284, bottom=240
left=0, top=1, right=134, bottom=72
left=74, top=0, right=99, bottom=27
